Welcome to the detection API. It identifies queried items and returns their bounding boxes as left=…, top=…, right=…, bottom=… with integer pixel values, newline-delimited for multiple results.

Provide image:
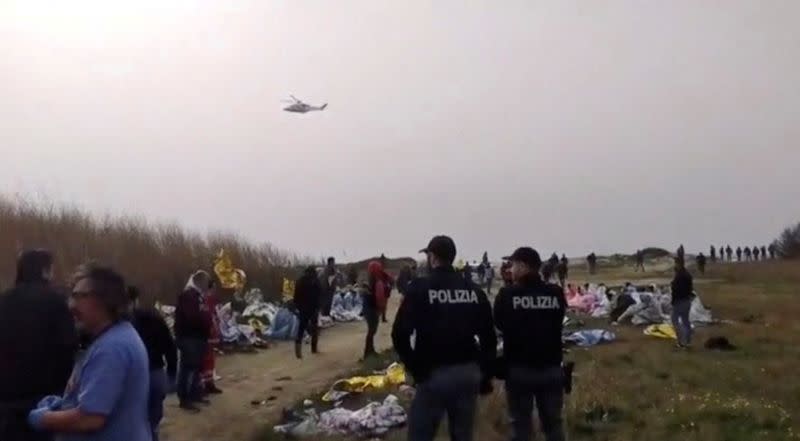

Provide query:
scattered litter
left=303, top=399, right=314, bottom=407
left=276, top=376, right=293, bottom=382
left=563, top=330, right=616, bottom=347
left=322, top=363, right=406, bottom=402
left=272, top=386, right=284, bottom=392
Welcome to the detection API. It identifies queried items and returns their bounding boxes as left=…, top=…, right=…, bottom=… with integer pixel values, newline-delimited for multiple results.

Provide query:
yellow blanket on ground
left=644, top=323, right=677, bottom=340
left=322, top=363, right=407, bottom=402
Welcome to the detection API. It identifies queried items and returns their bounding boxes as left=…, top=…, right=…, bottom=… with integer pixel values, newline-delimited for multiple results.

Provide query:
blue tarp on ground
left=267, top=307, right=300, bottom=340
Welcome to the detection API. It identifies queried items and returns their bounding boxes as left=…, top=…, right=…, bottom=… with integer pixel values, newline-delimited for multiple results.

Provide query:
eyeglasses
left=70, top=290, right=93, bottom=299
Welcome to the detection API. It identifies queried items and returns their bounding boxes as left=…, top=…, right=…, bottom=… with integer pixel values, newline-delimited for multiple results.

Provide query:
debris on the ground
left=563, top=329, right=616, bottom=347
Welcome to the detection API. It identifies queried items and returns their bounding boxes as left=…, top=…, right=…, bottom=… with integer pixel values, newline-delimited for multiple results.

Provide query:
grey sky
left=2, top=1, right=799, bottom=262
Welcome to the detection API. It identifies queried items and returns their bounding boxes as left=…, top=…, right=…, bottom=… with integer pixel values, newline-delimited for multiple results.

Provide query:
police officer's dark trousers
left=505, top=365, right=565, bottom=441
left=408, top=363, right=481, bottom=441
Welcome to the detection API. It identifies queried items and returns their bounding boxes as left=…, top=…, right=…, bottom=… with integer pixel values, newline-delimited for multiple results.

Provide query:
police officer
left=494, top=247, right=566, bottom=441
left=392, top=235, right=497, bottom=441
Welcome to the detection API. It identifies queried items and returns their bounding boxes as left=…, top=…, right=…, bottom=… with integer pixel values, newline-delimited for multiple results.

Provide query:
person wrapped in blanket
left=200, top=280, right=223, bottom=395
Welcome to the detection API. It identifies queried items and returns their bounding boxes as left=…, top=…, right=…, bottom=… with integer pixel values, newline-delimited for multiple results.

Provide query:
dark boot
left=295, top=342, right=303, bottom=359
left=206, top=382, right=223, bottom=394
left=311, top=335, right=319, bottom=354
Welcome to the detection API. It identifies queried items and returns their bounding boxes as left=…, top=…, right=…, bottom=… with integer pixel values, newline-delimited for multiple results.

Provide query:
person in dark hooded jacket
left=293, top=267, right=321, bottom=359
left=0, top=250, right=78, bottom=441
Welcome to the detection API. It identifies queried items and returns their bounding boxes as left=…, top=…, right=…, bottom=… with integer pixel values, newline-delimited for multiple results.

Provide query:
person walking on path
left=671, top=258, right=695, bottom=349
left=293, top=266, right=321, bottom=359
left=696, top=253, right=707, bottom=275
left=362, top=261, right=389, bottom=359
left=556, top=255, right=569, bottom=287
left=130, top=286, right=177, bottom=441
left=319, top=258, right=338, bottom=317
left=0, top=250, right=78, bottom=441
left=392, top=235, right=496, bottom=441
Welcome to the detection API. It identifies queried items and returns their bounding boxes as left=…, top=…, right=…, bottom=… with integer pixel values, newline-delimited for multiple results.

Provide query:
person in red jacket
left=363, top=261, right=388, bottom=359
left=200, top=280, right=223, bottom=394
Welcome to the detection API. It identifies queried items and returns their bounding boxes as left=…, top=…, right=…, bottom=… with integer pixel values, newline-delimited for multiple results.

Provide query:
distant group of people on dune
left=0, top=249, right=225, bottom=441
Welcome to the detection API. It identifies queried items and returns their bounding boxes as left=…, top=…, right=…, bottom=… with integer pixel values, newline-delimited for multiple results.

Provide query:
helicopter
left=282, top=95, right=328, bottom=113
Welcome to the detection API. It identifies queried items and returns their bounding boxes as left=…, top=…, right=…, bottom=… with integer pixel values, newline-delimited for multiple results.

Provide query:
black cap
left=420, top=235, right=457, bottom=263
left=503, top=247, right=542, bottom=268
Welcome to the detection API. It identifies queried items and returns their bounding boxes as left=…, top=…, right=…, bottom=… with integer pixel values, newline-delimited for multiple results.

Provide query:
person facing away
left=744, top=247, right=752, bottom=261
left=319, top=258, right=338, bottom=317
left=635, top=250, right=645, bottom=272
left=556, top=256, right=568, bottom=287
left=736, top=247, right=742, bottom=261
left=670, top=258, right=694, bottom=349
left=363, top=261, right=389, bottom=359
left=485, top=264, right=496, bottom=295
left=753, top=246, right=760, bottom=261
left=710, top=246, right=716, bottom=262
left=494, top=247, right=567, bottom=441
left=0, top=250, right=78, bottom=441
left=293, top=266, right=321, bottom=359
left=27, top=264, right=150, bottom=441
left=392, top=235, right=497, bottom=441
left=761, top=246, right=767, bottom=260
left=677, top=244, right=685, bottom=262
left=129, top=286, right=177, bottom=441
left=696, top=253, right=707, bottom=275
left=768, top=244, right=776, bottom=259
left=173, top=270, right=212, bottom=412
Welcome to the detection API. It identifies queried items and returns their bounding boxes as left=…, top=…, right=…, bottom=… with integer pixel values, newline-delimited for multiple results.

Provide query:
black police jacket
left=494, top=275, right=565, bottom=369
left=391, top=266, right=497, bottom=383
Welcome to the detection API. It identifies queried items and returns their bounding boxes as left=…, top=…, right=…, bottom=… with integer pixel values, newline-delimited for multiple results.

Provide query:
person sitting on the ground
left=129, top=286, right=177, bottom=441
left=28, top=264, right=150, bottom=441
left=0, top=250, right=78, bottom=441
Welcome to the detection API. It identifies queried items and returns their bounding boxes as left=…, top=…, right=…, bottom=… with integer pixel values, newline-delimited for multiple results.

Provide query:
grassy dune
left=0, top=195, right=301, bottom=304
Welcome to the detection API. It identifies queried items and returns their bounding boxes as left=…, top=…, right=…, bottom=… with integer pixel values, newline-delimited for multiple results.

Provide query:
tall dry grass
left=0, top=194, right=303, bottom=305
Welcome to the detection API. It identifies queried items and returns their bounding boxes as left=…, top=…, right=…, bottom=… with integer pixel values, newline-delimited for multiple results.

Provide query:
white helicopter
left=282, top=95, right=328, bottom=114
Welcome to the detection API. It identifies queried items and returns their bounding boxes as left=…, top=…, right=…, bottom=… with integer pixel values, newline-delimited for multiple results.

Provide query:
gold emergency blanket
left=214, top=249, right=246, bottom=290
left=643, top=323, right=677, bottom=340
left=322, top=363, right=407, bottom=402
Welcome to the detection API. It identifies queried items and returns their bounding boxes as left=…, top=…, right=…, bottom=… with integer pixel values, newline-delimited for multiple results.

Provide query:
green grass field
left=261, top=259, right=800, bottom=441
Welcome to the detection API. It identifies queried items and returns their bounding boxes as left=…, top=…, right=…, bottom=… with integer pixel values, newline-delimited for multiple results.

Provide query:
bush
left=0, top=195, right=303, bottom=305
left=773, top=222, right=800, bottom=259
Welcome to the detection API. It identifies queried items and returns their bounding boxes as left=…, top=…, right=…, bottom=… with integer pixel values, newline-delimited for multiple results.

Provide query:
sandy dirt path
left=160, top=307, right=397, bottom=441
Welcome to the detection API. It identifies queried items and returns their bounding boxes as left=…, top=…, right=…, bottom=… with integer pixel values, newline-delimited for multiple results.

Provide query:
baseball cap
left=503, top=247, right=542, bottom=268
left=419, top=235, right=457, bottom=263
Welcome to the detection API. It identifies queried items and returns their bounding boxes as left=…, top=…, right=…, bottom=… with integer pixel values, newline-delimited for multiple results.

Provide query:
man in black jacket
left=671, top=258, right=694, bottom=349
left=494, top=247, right=566, bottom=441
left=0, top=250, right=78, bottom=441
left=174, top=271, right=212, bottom=411
left=129, top=286, right=177, bottom=441
left=392, top=235, right=496, bottom=441
left=293, top=266, right=321, bottom=359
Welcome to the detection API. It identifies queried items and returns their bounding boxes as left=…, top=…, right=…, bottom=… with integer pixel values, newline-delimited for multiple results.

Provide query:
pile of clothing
left=565, top=284, right=612, bottom=318
left=274, top=395, right=407, bottom=438
left=330, top=288, right=363, bottom=323
left=610, top=284, right=714, bottom=326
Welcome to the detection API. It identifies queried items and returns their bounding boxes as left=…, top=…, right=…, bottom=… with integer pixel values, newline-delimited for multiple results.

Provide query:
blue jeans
left=671, top=299, right=693, bottom=346
left=148, top=369, right=168, bottom=441
left=505, top=366, right=565, bottom=441
left=408, top=363, right=481, bottom=441
left=177, top=337, right=207, bottom=404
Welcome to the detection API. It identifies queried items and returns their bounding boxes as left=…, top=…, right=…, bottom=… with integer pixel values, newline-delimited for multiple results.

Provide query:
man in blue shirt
left=27, top=265, right=151, bottom=441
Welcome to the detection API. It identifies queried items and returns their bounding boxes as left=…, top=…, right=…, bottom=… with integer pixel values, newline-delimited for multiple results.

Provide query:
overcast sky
left=2, top=1, right=799, bottom=262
